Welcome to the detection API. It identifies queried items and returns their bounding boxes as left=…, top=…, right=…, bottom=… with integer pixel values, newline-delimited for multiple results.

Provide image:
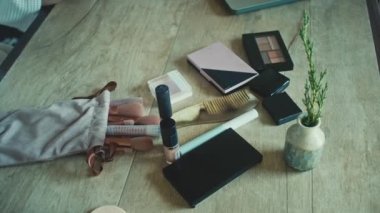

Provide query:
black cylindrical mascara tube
left=155, top=84, right=172, bottom=119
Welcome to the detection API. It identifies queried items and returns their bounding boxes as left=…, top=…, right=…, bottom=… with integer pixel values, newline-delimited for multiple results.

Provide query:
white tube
left=179, top=109, right=258, bottom=155
left=110, top=98, right=143, bottom=106
left=106, top=125, right=160, bottom=137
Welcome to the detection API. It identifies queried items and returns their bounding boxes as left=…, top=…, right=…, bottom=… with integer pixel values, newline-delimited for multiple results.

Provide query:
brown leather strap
left=86, top=145, right=116, bottom=176
left=73, top=81, right=117, bottom=99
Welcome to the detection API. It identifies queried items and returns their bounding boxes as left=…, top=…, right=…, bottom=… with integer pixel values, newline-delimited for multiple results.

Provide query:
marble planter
left=284, top=115, right=325, bottom=171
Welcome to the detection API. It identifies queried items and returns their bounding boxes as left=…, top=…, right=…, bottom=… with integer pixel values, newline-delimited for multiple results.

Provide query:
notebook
left=187, top=42, right=258, bottom=94
left=162, top=128, right=263, bottom=207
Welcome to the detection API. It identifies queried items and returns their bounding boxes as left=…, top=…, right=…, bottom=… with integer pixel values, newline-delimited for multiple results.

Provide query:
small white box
left=148, top=70, right=193, bottom=104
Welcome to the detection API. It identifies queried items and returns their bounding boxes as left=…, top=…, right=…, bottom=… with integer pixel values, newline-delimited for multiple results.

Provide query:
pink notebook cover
left=187, top=42, right=258, bottom=93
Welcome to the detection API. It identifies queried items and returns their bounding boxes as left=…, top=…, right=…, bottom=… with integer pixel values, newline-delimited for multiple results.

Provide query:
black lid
left=262, top=92, right=302, bottom=125
left=160, top=118, right=178, bottom=147
left=155, top=84, right=172, bottom=119
left=248, top=69, right=290, bottom=97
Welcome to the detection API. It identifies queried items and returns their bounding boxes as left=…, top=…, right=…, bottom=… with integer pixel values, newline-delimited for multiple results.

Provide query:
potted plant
left=284, top=11, right=328, bottom=171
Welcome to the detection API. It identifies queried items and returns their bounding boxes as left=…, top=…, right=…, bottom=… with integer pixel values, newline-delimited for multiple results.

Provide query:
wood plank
left=242, top=1, right=315, bottom=213
left=118, top=0, right=305, bottom=212
left=0, top=155, right=134, bottom=212
left=0, top=0, right=182, bottom=109
left=118, top=0, right=258, bottom=211
left=310, top=0, right=380, bottom=212
left=0, top=0, right=185, bottom=212
left=0, top=0, right=378, bottom=212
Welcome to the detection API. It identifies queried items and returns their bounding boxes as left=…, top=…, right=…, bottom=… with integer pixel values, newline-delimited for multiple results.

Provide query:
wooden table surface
left=0, top=0, right=379, bottom=212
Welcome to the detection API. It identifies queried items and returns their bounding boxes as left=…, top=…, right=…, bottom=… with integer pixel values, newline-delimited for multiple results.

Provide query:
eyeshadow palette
left=243, top=31, right=293, bottom=73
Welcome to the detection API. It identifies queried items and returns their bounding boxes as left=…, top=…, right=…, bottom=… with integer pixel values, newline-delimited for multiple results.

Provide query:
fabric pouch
left=0, top=91, right=110, bottom=167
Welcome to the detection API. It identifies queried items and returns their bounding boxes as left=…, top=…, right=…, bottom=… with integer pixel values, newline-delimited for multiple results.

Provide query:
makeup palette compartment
left=243, top=31, right=293, bottom=73
left=148, top=70, right=193, bottom=104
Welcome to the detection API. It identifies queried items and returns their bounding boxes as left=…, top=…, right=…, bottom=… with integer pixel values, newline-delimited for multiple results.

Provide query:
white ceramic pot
left=284, top=115, right=325, bottom=171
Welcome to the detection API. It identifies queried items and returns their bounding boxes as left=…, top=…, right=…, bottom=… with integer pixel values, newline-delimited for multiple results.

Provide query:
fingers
left=135, top=115, right=160, bottom=125
left=109, top=102, right=145, bottom=118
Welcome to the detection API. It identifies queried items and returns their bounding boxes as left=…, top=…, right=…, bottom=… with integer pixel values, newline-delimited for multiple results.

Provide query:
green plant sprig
left=299, top=11, right=328, bottom=127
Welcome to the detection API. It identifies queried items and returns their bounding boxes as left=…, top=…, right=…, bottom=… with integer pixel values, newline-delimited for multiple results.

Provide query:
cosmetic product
left=262, top=92, right=302, bottom=125
left=172, top=89, right=258, bottom=127
left=243, top=31, right=293, bottom=73
left=179, top=109, right=258, bottom=155
left=160, top=118, right=180, bottom=164
left=248, top=69, right=290, bottom=97
left=110, top=97, right=143, bottom=106
left=73, top=81, right=117, bottom=99
left=106, top=125, right=160, bottom=137
left=224, top=0, right=300, bottom=15
left=163, top=128, right=263, bottom=207
left=155, top=85, right=172, bottom=119
left=148, top=70, right=193, bottom=104
left=187, top=42, right=258, bottom=94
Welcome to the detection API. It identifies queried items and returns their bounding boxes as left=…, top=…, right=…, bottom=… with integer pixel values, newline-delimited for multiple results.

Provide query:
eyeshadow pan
left=255, top=36, right=268, bottom=45
left=270, top=56, right=285, bottom=63
left=258, top=43, right=272, bottom=51
left=164, top=76, right=181, bottom=93
left=260, top=52, right=271, bottom=64
left=255, top=37, right=272, bottom=51
left=268, top=50, right=285, bottom=63
left=267, top=50, right=284, bottom=59
left=267, top=35, right=280, bottom=50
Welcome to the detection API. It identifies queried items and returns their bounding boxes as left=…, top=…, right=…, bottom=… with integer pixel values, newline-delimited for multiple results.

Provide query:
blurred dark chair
left=0, top=5, right=54, bottom=81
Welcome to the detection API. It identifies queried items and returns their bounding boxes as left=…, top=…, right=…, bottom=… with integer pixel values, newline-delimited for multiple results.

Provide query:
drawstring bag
left=0, top=82, right=159, bottom=175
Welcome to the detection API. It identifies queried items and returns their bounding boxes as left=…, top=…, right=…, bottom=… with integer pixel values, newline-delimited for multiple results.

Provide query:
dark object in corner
left=0, top=5, right=54, bottom=81
left=366, top=0, right=380, bottom=72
